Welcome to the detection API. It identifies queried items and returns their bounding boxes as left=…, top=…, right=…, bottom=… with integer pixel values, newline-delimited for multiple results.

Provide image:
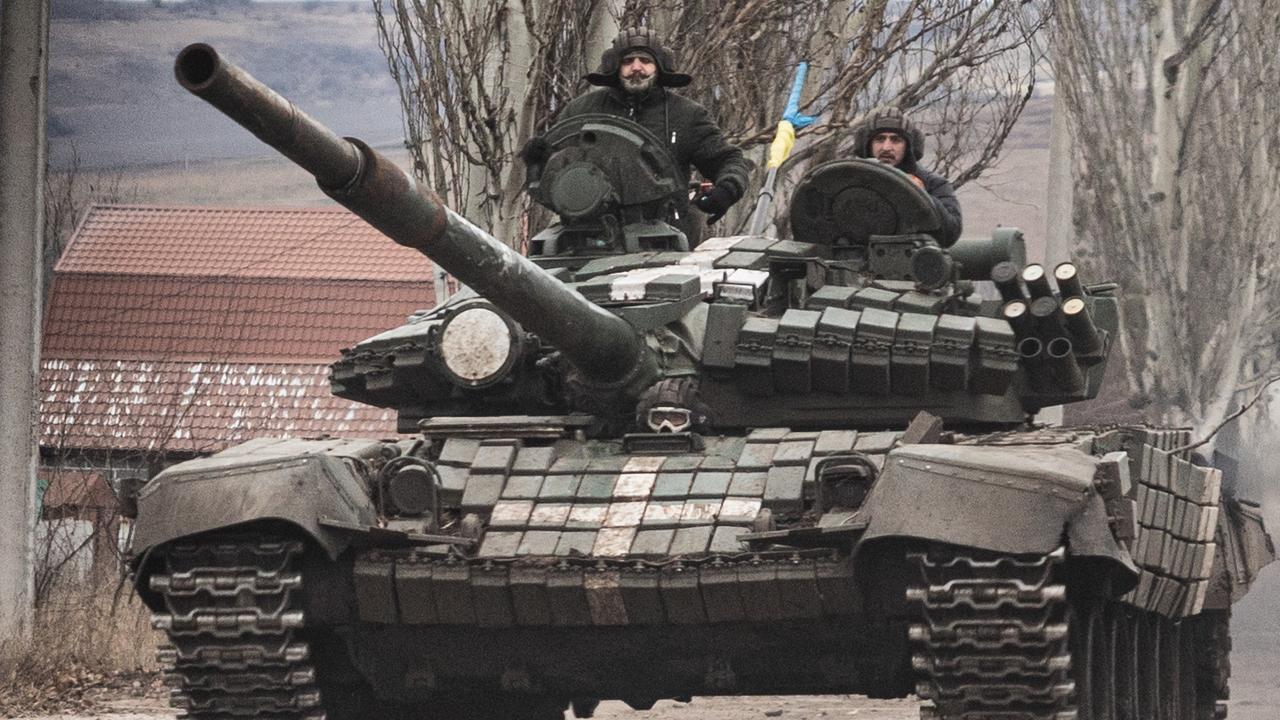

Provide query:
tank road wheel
left=1134, top=612, right=1162, bottom=719
left=1176, top=622, right=1200, bottom=719
left=1111, top=608, right=1140, bottom=720
left=1070, top=598, right=1117, bottom=720
left=1159, top=619, right=1185, bottom=719
left=1187, top=610, right=1231, bottom=720
left=907, top=545, right=1075, bottom=720
left=1113, top=608, right=1230, bottom=720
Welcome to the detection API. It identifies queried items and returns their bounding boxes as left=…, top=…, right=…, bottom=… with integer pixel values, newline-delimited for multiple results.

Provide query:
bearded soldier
left=540, top=26, right=751, bottom=246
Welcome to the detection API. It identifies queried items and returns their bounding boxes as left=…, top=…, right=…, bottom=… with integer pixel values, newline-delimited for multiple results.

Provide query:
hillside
left=49, top=0, right=403, bottom=170
left=49, top=0, right=1054, bottom=239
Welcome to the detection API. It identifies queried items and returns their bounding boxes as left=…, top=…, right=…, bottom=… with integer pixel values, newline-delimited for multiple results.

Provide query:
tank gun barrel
left=175, top=43, right=654, bottom=389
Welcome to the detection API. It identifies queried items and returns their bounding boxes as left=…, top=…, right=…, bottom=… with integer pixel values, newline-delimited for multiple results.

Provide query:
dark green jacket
left=558, top=87, right=751, bottom=230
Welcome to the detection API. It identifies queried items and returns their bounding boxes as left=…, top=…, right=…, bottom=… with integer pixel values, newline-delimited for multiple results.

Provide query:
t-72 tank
left=127, top=43, right=1275, bottom=720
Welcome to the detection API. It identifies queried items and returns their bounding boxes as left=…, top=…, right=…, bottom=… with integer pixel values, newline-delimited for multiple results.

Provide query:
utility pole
left=1036, top=78, right=1075, bottom=428
left=1044, top=82, right=1075, bottom=269
left=0, top=0, right=51, bottom=643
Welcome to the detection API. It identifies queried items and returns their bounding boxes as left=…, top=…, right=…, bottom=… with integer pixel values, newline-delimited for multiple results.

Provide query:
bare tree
left=374, top=0, right=1047, bottom=244
left=43, top=146, right=138, bottom=304
left=1052, top=0, right=1280, bottom=432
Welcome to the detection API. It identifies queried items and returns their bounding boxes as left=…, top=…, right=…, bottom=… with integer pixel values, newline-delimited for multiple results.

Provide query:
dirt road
left=21, top=689, right=1280, bottom=720
left=19, top=694, right=921, bottom=720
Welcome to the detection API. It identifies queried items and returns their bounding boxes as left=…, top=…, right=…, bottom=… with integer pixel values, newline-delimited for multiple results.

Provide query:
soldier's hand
left=694, top=183, right=735, bottom=224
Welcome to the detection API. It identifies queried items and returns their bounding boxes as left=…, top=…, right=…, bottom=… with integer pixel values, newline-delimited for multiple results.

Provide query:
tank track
left=150, top=538, right=325, bottom=720
left=907, top=546, right=1075, bottom=720
left=907, top=546, right=1234, bottom=720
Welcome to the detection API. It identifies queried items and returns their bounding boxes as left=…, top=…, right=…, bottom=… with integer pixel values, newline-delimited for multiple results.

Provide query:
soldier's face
left=871, top=131, right=908, bottom=166
left=620, top=53, right=657, bottom=93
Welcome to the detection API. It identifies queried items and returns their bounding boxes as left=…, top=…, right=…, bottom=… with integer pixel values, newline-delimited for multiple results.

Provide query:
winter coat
left=904, top=163, right=962, bottom=246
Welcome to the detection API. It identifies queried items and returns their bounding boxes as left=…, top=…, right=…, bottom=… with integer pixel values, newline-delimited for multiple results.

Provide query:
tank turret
left=174, top=43, right=657, bottom=395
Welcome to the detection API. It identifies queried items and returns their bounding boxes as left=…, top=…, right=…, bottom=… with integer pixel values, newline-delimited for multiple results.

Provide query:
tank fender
left=130, top=439, right=379, bottom=560
left=855, top=443, right=1138, bottom=577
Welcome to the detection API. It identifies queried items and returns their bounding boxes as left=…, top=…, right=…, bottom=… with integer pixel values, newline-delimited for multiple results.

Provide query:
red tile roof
left=42, top=205, right=434, bottom=452
left=43, top=274, right=428, bottom=363
left=57, top=205, right=435, bottom=281
left=38, top=469, right=114, bottom=513
left=41, top=359, right=400, bottom=454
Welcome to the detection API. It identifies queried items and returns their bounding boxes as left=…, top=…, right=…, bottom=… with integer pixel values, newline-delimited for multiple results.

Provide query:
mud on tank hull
left=130, top=425, right=1273, bottom=720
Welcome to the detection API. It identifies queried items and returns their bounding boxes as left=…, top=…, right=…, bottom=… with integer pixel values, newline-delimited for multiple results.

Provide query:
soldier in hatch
left=852, top=107, right=962, bottom=246
left=529, top=26, right=750, bottom=247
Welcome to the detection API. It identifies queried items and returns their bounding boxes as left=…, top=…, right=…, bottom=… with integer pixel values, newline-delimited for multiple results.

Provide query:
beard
left=621, top=73, right=655, bottom=93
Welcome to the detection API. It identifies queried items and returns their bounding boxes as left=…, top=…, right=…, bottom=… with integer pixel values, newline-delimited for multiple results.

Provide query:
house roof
left=38, top=468, right=115, bottom=513
left=45, top=204, right=438, bottom=363
left=42, top=205, right=433, bottom=453
left=41, top=359, right=400, bottom=454
left=56, top=204, right=435, bottom=281
left=43, top=273, right=428, bottom=363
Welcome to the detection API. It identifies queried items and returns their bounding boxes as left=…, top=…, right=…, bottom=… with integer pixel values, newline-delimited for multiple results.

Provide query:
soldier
left=538, top=26, right=750, bottom=246
left=852, top=107, right=962, bottom=246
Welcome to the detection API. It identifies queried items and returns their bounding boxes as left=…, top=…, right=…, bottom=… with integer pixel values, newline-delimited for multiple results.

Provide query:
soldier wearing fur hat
left=852, top=107, right=962, bottom=245
left=549, top=26, right=750, bottom=246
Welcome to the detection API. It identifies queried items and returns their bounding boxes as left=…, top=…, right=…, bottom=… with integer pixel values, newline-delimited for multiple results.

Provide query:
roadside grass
left=0, top=575, right=163, bottom=717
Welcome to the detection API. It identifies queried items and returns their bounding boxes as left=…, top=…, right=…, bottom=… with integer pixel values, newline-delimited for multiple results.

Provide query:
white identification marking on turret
left=605, top=260, right=769, bottom=303
left=696, top=236, right=747, bottom=251
left=726, top=269, right=770, bottom=286
left=679, top=249, right=730, bottom=270
left=610, top=267, right=674, bottom=301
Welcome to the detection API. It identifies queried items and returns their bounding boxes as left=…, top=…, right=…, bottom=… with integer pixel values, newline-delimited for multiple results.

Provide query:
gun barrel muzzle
left=175, top=44, right=363, bottom=190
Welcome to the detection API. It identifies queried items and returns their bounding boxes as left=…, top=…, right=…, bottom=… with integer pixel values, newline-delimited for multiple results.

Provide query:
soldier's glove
left=694, top=183, right=736, bottom=225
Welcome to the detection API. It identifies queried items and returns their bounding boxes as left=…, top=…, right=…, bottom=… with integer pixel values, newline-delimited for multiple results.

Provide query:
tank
left=126, top=43, right=1275, bottom=720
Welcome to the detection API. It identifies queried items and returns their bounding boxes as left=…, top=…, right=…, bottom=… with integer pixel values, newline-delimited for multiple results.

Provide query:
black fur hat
left=852, top=107, right=926, bottom=163
left=586, top=26, right=692, bottom=88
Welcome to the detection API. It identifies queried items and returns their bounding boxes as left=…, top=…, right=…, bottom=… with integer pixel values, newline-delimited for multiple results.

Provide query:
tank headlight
left=437, top=303, right=520, bottom=387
